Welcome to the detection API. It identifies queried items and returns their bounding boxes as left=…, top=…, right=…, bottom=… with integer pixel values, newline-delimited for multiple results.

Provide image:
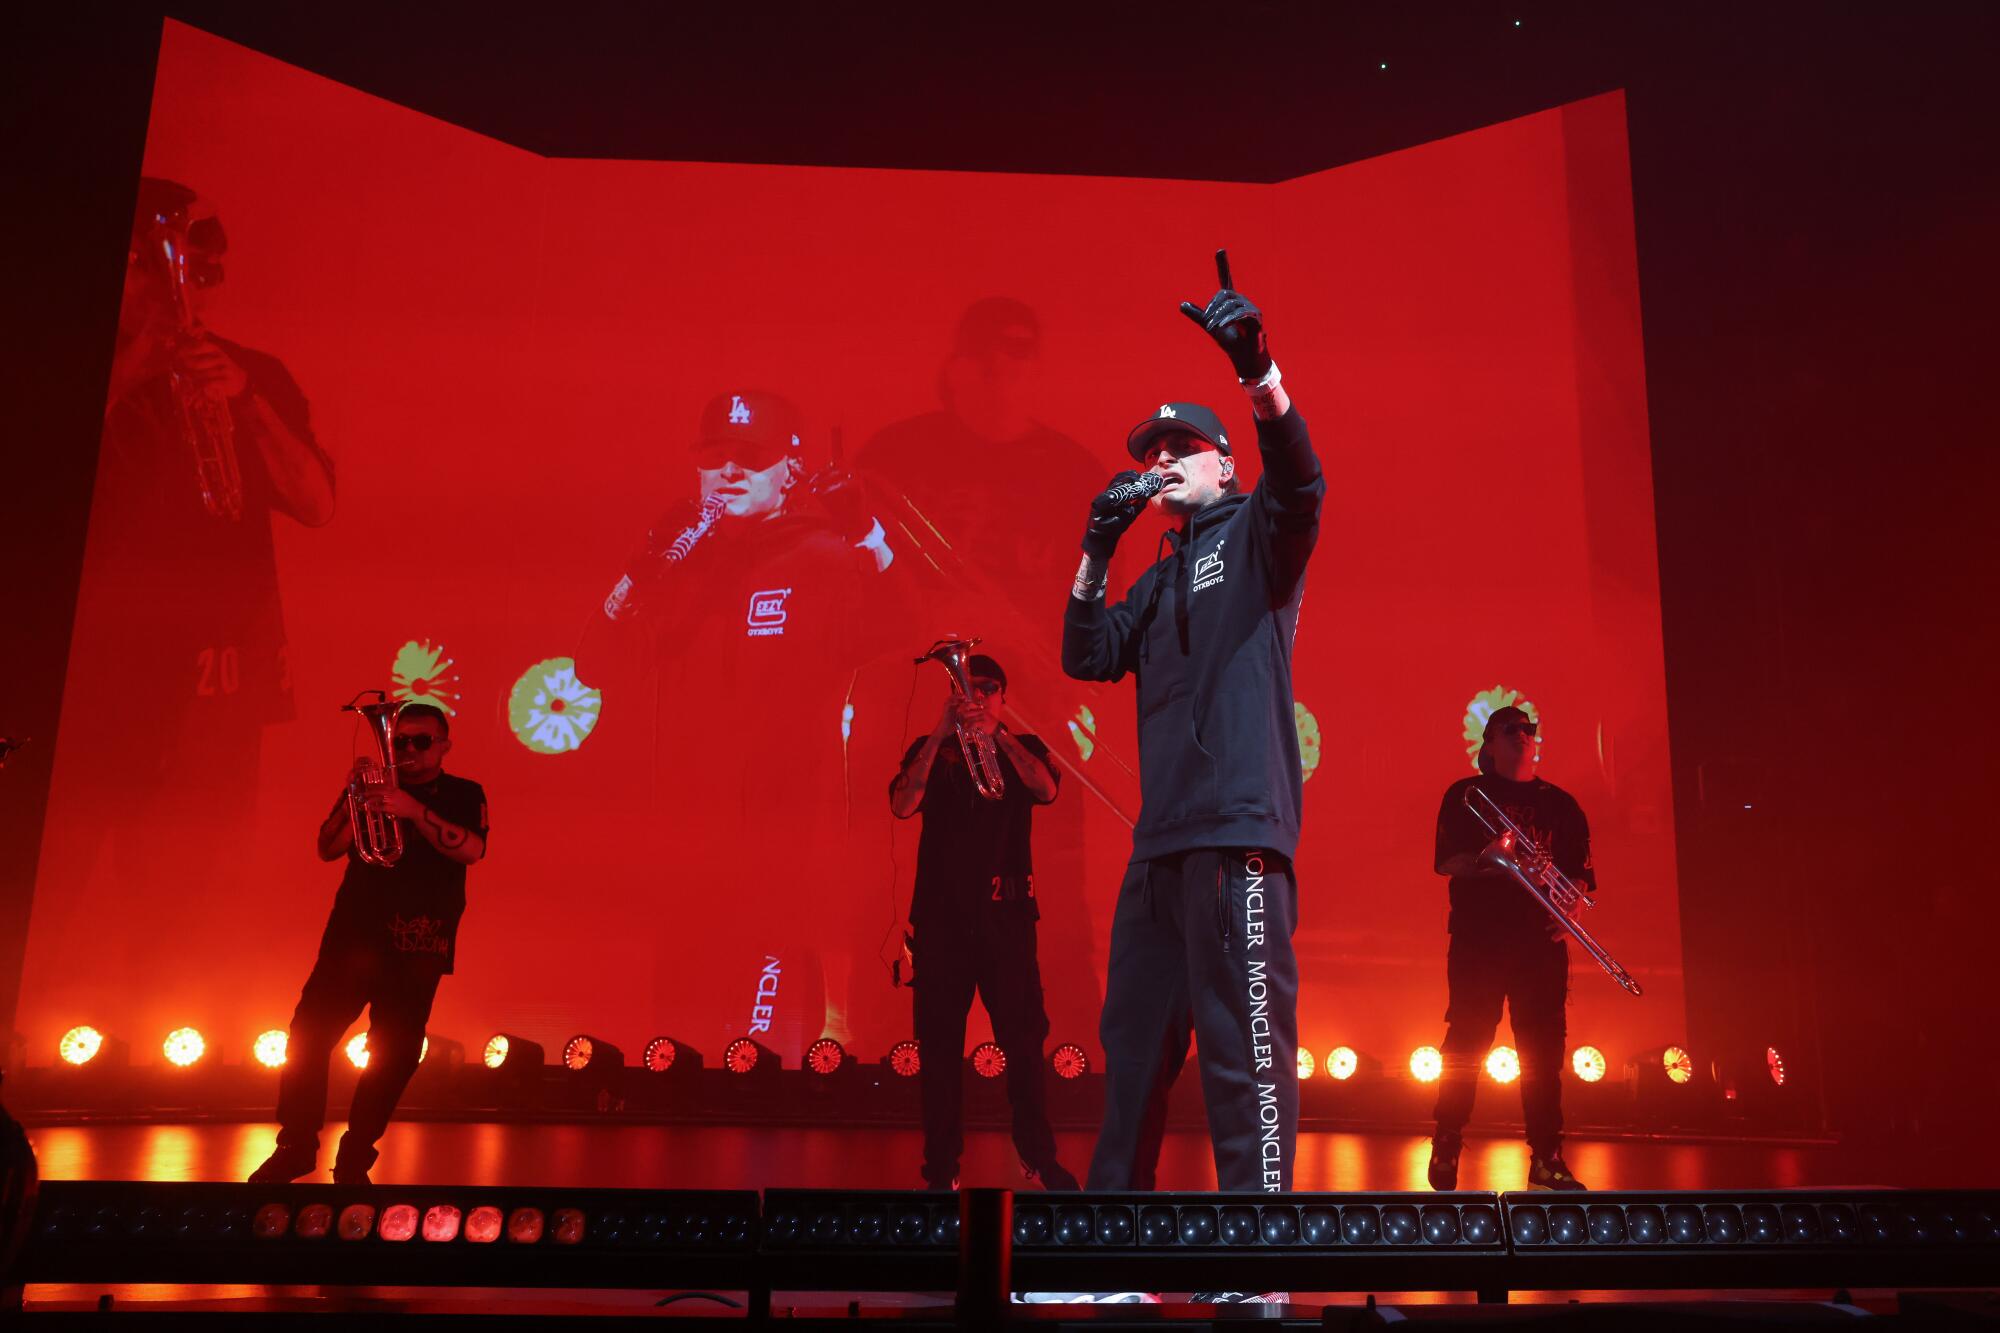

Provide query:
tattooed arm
left=371, top=787, right=487, bottom=866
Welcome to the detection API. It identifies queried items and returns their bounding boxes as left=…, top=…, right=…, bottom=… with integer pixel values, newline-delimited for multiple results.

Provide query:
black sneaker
left=1192, top=1292, right=1290, bottom=1305
left=1527, top=1154, right=1586, bottom=1191
left=1427, top=1138, right=1461, bottom=1191
left=248, top=1146, right=316, bottom=1184
left=922, top=1172, right=960, bottom=1191
left=1025, top=1159, right=1079, bottom=1191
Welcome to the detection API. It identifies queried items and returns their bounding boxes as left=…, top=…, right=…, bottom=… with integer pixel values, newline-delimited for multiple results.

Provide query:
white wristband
left=1239, top=359, right=1282, bottom=394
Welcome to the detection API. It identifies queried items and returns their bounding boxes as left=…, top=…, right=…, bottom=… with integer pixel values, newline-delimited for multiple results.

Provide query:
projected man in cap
left=888, top=652, right=1079, bottom=1192
left=590, top=389, right=898, bottom=1063
left=1062, top=251, right=1324, bottom=1193
left=1428, top=705, right=1593, bottom=1192
left=251, top=703, right=488, bottom=1185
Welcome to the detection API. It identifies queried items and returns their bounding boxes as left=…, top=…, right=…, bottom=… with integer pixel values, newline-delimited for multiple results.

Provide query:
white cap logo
left=1157, top=404, right=1177, bottom=419
left=728, top=395, right=753, bottom=425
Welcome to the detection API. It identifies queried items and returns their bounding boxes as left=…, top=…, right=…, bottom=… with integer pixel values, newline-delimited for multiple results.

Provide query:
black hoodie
left=1062, top=408, right=1323, bottom=861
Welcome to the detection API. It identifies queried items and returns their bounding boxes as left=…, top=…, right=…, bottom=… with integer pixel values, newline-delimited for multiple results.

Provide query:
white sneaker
left=1013, top=1292, right=1163, bottom=1304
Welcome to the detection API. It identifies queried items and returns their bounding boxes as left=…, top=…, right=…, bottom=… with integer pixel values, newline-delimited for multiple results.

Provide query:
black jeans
left=911, top=911, right=1060, bottom=1186
left=1432, top=929, right=1568, bottom=1157
left=1088, top=849, right=1299, bottom=1193
left=273, top=946, right=441, bottom=1172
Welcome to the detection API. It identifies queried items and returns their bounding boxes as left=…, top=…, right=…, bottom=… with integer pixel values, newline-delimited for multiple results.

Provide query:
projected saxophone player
left=250, top=704, right=488, bottom=1185
left=585, top=389, right=900, bottom=1061
left=1063, top=251, right=1323, bottom=1194
left=71, top=178, right=335, bottom=823
left=888, top=653, right=1078, bottom=1192
left=1427, top=706, right=1592, bottom=1192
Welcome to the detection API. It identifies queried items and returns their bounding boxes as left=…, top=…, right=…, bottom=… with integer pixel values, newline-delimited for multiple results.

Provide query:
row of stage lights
left=56, top=1025, right=1784, bottom=1091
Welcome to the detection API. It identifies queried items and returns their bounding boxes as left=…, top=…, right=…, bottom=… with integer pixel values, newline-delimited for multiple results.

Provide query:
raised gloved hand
left=1178, top=248, right=1272, bottom=382
left=1083, top=470, right=1150, bottom=560
left=809, top=466, right=875, bottom=543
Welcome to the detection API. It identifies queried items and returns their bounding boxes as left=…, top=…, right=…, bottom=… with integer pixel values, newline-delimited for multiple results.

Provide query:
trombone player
left=250, top=703, right=488, bottom=1185
left=1427, top=706, right=1591, bottom=1192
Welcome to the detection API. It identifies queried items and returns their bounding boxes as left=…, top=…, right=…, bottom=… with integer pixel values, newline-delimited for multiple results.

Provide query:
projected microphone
left=1102, top=472, right=1165, bottom=507
left=603, top=495, right=731, bottom=620
left=663, top=494, right=728, bottom=563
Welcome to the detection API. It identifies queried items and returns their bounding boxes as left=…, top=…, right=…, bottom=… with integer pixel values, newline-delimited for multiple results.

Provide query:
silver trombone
left=1463, top=786, right=1643, bottom=997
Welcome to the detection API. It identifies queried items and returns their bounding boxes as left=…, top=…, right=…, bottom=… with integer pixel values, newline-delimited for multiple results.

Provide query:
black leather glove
left=639, top=498, right=705, bottom=562
left=1178, top=248, right=1273, bottom=382
left=1083, top=470, right=1149, bottom=560
left=808, top=466, right=874, bottom=543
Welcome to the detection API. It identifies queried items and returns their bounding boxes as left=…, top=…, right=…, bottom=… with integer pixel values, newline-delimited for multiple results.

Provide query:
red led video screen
left=22, top=20, right=1682, bottom=1076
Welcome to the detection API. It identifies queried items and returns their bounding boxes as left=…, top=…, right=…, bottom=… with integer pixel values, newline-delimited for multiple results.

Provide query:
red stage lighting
left=1571, top=1045, right=1608, bottom=1083
left=1327, top=1046, right=1361, bottom=1080
left=970, top=1041, right=1007, bottom=1079
left=724, top=1036, right=776, bottom=1074
left=1409, top=1045, right=1443, bottom=1083
left=561, top=1034, right=623, bottom=1072
left=1050, top=1043, right=1089, bottom=1079
left=253, top=1029, right=288, bottom=1069
left=1297, top=1048, right=1316, bottom=1079
left=481, top=1033, right=544, bottom=1071
left=59, top=1026, right=105, bottom=1066
left=805, top=1037, right=845, bottom=1075
left=1486, top=1046, right=1521, bottom=1084
left=886, top=1039, right=921, bottom=1077
left=1662, top=1045, right=1695, bottom=1085
left=1766, top=1045, right=1787, bottom=1087
left=162, top=1027, right=206, bottom=1068
left=642, top=1036, right=704, bottom=1073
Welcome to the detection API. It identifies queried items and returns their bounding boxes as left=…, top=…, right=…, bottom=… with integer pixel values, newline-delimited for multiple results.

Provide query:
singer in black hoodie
left=1062, top=253, right=1324, bottom=1193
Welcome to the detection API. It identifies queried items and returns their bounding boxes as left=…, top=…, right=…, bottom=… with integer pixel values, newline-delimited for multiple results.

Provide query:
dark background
left=6, top=1, right=1996, bottom=1153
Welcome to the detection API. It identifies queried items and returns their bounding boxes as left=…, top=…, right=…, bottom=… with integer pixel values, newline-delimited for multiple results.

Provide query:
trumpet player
left=1063, top=251, right=1323, bottom=1195
left=889, top=653, right=1076, bottom=1192
left=1428, top=706, right=1591, bottom=1192
left=250, top=704, right=488, bottom=1186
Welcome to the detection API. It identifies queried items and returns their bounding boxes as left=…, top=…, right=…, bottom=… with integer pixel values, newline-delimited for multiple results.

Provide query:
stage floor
left=22, top=1119, right=1960, bottom=1194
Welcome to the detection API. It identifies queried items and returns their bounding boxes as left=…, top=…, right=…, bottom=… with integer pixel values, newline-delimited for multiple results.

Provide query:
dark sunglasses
left=392, top=734, right=439, bottom=752
left=692, top=442, right=789, bottom=472
left=970, top=680, right=1004, bottom=697
left=1503, top=722, right=1538, bottom=739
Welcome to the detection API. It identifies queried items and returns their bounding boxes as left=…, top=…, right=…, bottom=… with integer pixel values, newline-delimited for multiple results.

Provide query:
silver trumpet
left=342, top=691, right=405, bottom=867
left=1463, top=786, right=1642, bottom=997
left=920, top=637, right=1006, bottom=801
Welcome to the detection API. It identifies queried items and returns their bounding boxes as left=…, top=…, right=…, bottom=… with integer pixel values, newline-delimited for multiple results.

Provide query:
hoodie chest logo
left=1191, top=538, right=1227, bottom=593
left=747, top=587, right=792, bottom=636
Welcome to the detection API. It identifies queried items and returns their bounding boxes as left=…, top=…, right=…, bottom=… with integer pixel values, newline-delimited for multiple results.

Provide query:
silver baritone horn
left=1463, top=785, right=1642, bottom=997
left=342, top=691, right=405, bottom=867
left=919, top=637, right=1006, bottom=801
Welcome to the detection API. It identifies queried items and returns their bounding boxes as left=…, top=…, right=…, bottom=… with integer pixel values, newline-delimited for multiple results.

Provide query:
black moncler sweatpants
left=1086, top=848, right=1299, bottom=1192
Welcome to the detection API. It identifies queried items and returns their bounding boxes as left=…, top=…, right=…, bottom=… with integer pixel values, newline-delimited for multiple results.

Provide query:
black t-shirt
left=896, top=732, right=1058, bottom=928
left=319, top=771, right=489, bottom=975
left=1434, top=774, right=1593, bottom=938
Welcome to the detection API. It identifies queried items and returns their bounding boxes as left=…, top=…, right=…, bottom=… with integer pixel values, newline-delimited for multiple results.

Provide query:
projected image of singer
left=888, top=652, right=1079, bottom=1192
left=51, top=177, right=334, bottom=893
left=1427, top=707, right=1593, bottom=1192
left=1063, top=252, right=1323, bottom=1194
left=250, top=704, right=488, bottom=1185
left=587, top=389, right=897, bottom=1058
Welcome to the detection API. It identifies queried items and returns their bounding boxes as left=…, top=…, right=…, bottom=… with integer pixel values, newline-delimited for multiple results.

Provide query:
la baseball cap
left=1126, top=402, right=1232, bottom=461
left=694, top=390, right=804, bottom=456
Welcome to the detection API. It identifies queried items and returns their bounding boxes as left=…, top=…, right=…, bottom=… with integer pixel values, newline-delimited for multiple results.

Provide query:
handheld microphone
left=1103, top=472, right=1165, bottom=507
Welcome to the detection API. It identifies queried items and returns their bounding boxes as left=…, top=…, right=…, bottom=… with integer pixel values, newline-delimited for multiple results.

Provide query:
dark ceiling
left=158, top=0, right=1654, bottom=179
